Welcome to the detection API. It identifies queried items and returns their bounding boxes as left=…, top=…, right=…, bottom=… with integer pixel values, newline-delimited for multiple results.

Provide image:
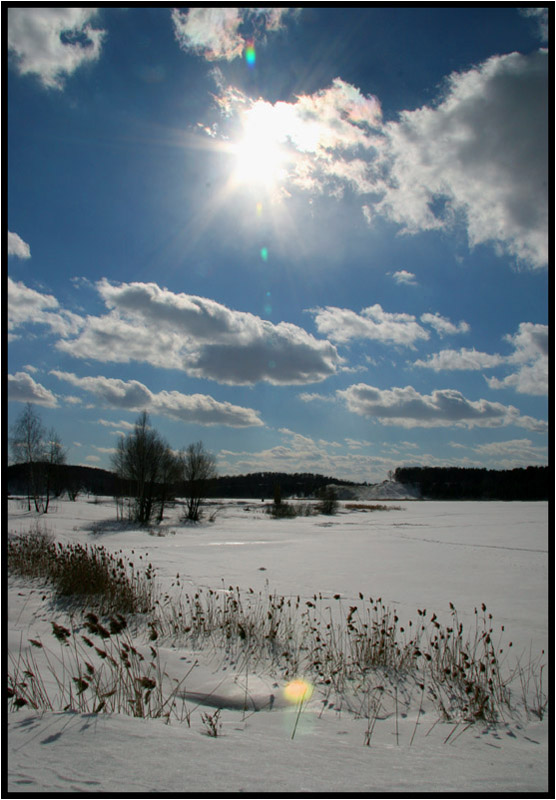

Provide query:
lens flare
left=245, top=41, right=256, bottom=67
left=284, top=679, right=313, bottom=704
left=260, top=247, right=268, bottom=261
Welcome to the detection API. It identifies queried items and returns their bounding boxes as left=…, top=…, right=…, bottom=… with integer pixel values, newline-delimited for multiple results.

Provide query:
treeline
left=6, top=465, right=352, bottom=502
left=210, top=472, right=357, bottom=499
left=394, top=466, right=549, bottom=500
left=7, top=462, right=117, bottom=498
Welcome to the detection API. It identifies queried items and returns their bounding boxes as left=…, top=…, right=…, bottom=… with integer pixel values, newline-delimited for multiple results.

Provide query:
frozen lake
left=8, top=497, right=549, bottom=657
left=7, top=497, right=549, bottom=794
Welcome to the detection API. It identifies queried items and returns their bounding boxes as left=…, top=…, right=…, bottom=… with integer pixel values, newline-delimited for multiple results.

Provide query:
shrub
left=316, top=486, right=338, bottom=515
left=8, top=613, right=192, bottom=721
left=8, top=528, right=155, bottom=615
left=267, top=501, right=299, bottom=518
left=156, top=587, right=534, bottom=725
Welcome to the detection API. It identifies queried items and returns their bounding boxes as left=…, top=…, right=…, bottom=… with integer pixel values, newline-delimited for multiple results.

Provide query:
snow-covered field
left=7, top=496, right=550, bottom=794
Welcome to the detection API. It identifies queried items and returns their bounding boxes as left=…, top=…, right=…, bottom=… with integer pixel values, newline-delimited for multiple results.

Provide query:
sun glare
left=231, top=103, right=287, bottom=190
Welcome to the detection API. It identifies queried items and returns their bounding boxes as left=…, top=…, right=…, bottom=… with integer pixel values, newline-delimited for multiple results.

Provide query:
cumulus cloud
left=8, top=231, right=31, bottom=258
left=519, top=7, right=549, bottom=41
left=8, top=372, right=58, bottom=407
left=487, top=322, right=548, bottom=395
left=172, top=7, right=295, bottom=61
left=415, top=348, right=505, bottom=372
left=57, top=279, right=342, bottom=386
left=213, top=78, right=382, bottom=197
left=7, top=7, right=105, bottom=89
left=8, top=280, right=84, bottom=340
left=376, top=50, right=548, bottom=268
left=336, top=382, right=547, bottom=431
left=8, top=277, right=83, bottom=338
left=415, top=322, right=547, bottom=395
left=392, top=270, right=417, bottom=286
left=210, top=50, right=547, bottom=268
left=311, top=304, right=429, bottom=347
left=420, top=313, right=470, bottom=337
left=50, top=371, right=264, bottom=428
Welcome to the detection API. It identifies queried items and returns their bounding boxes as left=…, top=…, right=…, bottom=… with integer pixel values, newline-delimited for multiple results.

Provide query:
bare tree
left=41, top=429, right=67, bottom=512
left=9, top=404, right=65, bottom=513
left=156, top=446, right=182, bottom=523
left=10, top=404, right=44, bottom=511
left=111, top=411, right=178, bottom=525
left=180, top=441, right=217, bottom=521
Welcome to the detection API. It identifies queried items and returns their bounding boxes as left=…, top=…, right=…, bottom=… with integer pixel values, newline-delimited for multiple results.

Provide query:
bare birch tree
left=180, top=441, right=216, bottom=521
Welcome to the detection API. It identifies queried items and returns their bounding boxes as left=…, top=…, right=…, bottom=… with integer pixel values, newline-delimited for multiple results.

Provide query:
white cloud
left=487, top=323, right=548, bottom=394
left=210, top=50, right=547, bottom=268
left=376, top=50, right=548, bottom=268
left=297, top=392, right=335, bottom=404
left=415, top=348, right=505, bottom=372
left=420, top=313, right=470, bottom=337
left=171, top=8, right=296, bottom=61
left=213, top=78, right=382, bottom=197
left=98, top=418, right=135, bottom=431
left=362, top=205, right=373, bottom=225
left=345, top=438, right=374, bottom=449
left=217, top=428, right=398, bottom=483
left=415, top=322, right=548, bottom=396
left=8, top=231, right=31, bottom=258
left=519, top=7, right=549, bottom=42
left=311, top=304, right=429, bottom=347
left=57, top=279, right=342, bottom=386
left=8, top=372, right=58, bottom=407
left=50, top=371, right=264, bottom=428
left=392, top=270, right=417, bottom=286
left=337, top=382, right=547, bottom=432
left=472, top=438, right=547, bottom=461
left=7, top=7, right=105, bottom=89
left=8, top=277, right=83, bottom=338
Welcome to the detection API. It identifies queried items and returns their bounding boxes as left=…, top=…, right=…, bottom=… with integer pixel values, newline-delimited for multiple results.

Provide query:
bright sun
left=231, top=103, right=287, bottom=190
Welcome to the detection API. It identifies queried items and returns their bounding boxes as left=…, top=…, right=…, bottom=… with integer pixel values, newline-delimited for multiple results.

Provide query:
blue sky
left=7, top=6, right=549, bottom=482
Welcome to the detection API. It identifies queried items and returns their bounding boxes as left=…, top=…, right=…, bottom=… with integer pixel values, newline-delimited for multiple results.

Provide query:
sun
left=231, top=102, right=287, bottom=190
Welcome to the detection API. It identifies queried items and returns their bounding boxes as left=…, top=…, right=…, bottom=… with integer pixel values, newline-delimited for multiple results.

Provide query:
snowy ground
left=7, top=496, right=550, bottom=794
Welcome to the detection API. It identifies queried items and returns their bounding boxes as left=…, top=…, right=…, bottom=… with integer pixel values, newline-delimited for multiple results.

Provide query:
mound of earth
left=330, top=480, right=421, bottom=501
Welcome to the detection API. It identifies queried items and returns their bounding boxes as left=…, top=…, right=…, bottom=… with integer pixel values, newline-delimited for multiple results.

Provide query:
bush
left=8, top=528, right=155, bottom=615
left=8, top=613, right=192, bottom=721
left=316, top=486, right=338, bottom=515
left=267, top=501, right=298, bottom=518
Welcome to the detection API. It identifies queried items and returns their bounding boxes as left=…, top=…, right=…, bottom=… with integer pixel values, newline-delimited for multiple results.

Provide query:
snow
left=332, top=480, right=422, bottom=500
left=7, top=496, right=550, bottom=794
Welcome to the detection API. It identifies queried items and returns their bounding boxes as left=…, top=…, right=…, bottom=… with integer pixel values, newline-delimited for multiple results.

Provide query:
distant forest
left=6, top=464, right=355, bottom=501
left=394, top=466, right=549, bottom=501
left=6, top=463, right=549, bottom=502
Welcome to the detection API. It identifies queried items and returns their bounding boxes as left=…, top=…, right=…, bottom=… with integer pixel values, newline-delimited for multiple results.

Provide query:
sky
left=6, top=5, right=550, bottom=483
